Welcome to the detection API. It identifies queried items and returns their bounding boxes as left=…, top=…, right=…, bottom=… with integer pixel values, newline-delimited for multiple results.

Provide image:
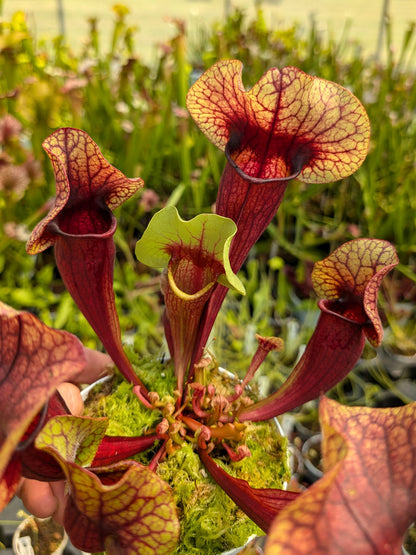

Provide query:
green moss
left=84, top=355, right=176, bottom=437
left=131, top=353, right=178, bottom=399
left=156, top=444, right=262, bottom=554
left=155, top=416, right=289, bottom=554
left=235, top=420, right=289, bottom=486
left=83, top=356, right=176, bottom=463
left=84, top=358, right=290, bottom=554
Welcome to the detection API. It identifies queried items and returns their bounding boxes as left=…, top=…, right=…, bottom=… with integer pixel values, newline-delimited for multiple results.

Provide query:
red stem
left=239, top=311, right=366, bottom=422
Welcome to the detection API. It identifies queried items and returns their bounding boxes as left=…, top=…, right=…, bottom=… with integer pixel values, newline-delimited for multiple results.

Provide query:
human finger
left=75, top=347, right=113, bottom=385
left=57, top=382, right=84, bottom=416
left=16, top=479, right=58, bottom=519
left=50, top=481, right=66, bottom=525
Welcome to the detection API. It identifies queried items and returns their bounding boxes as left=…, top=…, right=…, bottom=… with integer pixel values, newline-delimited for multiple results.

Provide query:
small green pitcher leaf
left=36, top=415, right=109, bottom=467
left=36, top=416, right=180, bottom=554
left=135, top=205, right=245, bottom=295
left=136, top=206, right=245, bottom=393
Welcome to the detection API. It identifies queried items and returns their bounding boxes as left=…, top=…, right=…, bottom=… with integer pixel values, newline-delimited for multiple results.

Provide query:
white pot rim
left=12, top=516, right=67, bottom=555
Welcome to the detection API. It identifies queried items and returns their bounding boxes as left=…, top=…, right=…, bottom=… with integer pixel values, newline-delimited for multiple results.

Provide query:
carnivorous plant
left=1, top=60, right=415, bottom=554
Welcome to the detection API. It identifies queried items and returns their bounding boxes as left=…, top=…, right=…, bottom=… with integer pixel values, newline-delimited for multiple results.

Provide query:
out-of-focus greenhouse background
left=2, top=0, right=415, bottom=63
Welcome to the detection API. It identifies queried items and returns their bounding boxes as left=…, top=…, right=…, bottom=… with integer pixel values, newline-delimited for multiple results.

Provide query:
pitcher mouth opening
left=225, top=140, right=304, bottom=185
left=48, top=208, right=117, bottom=240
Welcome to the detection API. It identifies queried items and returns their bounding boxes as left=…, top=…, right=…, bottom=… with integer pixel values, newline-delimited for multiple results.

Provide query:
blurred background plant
left=0, top=3, right=415, bottom=415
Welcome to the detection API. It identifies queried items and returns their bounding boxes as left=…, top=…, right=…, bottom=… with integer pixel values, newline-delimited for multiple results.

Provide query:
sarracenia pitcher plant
left=1, top=60, right=415, bottom=554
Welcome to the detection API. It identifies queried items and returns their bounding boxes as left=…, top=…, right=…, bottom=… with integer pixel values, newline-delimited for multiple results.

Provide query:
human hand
left=16, top=348, right=113, bottom=524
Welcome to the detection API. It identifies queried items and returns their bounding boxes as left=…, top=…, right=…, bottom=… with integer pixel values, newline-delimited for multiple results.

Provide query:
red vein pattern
left=0, top=302, right=85, bottom=508
left=312, top=238, right=399, bottom=346
left=26, top=128, right=144, bottom=254
left=187, top=60, right=370, bottom=183
left=264, top=398, right=416, bottom=554
left=187, top=61, right=371, bottom=365
left=36, top=417, right=180, bottom=554
left=239, top=239, right=398, bottom=421
left=65, top=462, right=179, bottom=555
left=25, top=128, right=147, bottom=391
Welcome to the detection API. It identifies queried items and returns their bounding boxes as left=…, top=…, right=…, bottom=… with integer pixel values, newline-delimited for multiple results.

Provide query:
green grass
left=2, top=0, right=415, bottom=65
left=1, top=4, right=415, bottom=365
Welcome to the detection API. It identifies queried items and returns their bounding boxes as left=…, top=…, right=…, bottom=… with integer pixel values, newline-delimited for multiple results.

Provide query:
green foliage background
left=1, top=4, right=415, bottom=401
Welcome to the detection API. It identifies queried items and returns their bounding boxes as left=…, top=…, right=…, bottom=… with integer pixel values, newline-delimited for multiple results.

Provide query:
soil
left=15, top=517, right=65, bottom=554
left=403, top=524, right=416, bottom=555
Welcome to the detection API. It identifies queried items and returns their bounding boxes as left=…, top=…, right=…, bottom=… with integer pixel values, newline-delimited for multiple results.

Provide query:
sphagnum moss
left=84, top=355, right=290, bottom=554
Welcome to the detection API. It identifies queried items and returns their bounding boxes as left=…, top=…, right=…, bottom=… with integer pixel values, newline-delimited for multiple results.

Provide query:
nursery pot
left=301, top=433, right=323, bottom=483
left=222, top=534, right=267, bottom=554
left=12, top=516, right=67, bottom=555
